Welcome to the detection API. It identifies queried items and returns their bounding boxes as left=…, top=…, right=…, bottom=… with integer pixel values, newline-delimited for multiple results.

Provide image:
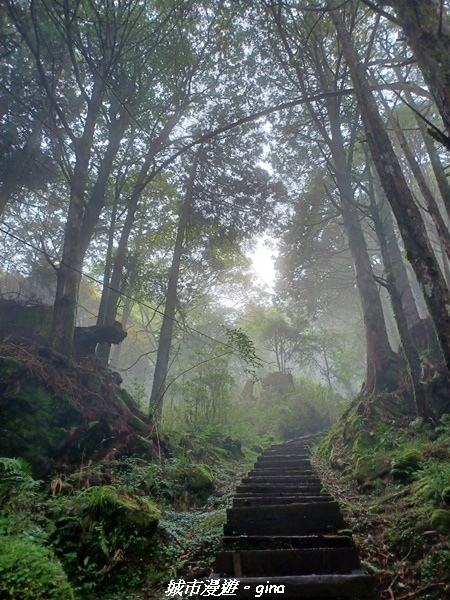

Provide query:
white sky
left=248, top=238, right=277, bottom=293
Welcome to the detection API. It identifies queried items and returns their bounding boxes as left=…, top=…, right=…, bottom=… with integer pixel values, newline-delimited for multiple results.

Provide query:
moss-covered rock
left=390, top=449, right=424, bottom=482
left=76, top=485, right=160, bottom=537
left=177, top=463, right=215, bottom=497
left=354, top=455, right=390, bottom=486
left=430, top=509, right=450, bottom=534
left=442, top=486, right=450, bottom=505
left=0, top=535, right=74, bottom=600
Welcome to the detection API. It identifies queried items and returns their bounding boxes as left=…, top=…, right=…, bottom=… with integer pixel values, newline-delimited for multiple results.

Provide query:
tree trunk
left=402, top=86, right=450, bottom=220
left=328, top=126, right=401, bottom=394
left=386, top=106, right=450, bottom=262
left=340, top=199, right=402, bottom=393
left=149, top=149, right=201, bottom=418
left=96, top=113, right=182, bottom=358
left=50, top=78, right=105, bottom=355
left=368, top=164, right=432, bottom=419
left=329, top=4, right=450, bottom=376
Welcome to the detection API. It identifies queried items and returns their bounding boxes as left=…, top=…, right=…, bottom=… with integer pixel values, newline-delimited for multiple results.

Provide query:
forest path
left=210, top=437, right=376, bottom=599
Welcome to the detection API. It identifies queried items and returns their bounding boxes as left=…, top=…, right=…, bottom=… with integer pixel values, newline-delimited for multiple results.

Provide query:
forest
left=2, top=0, right=450, bottom=598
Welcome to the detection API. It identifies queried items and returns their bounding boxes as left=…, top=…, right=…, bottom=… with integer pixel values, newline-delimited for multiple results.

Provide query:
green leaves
left=223, top=326, right=263, bottom=377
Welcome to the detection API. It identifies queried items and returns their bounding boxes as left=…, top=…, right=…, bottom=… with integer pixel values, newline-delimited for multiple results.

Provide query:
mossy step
left=215, top=547, right=361, bottom=577
left=203, top=575, right=375, bottom=598
left=233, top=496, right=335, bottom=507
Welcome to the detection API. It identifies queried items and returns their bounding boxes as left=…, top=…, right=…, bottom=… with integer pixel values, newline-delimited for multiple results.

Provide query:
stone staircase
left=211, top=438, right=376, bottom=599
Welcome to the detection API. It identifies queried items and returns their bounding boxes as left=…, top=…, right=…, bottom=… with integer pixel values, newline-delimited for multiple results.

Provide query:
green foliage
left=0, top=534, right=74, bottom=600
left=414, top=461, right=450, bottom=503
left=421, top=549, right=450, bottom=585
left=223, top=326, right=263, bottom=377
left=237, top=375, right=347, bottom=442
left=0, top=457, right=40, bottom=504
left=390, top=449, right=424, bottom=482
left=49, top=485, right=160, bottom=591
left=172, top=463, right=214, bottom=498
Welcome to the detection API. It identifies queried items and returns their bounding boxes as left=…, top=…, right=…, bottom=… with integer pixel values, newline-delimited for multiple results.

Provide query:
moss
left=78, top=371, right=103, bottom=393
left=77, top=485, right=160, bottom=536
left=177, top=463, right=215, bottom=497
left=351, top=430, right=376, bottom=455
left=0, top=384, right=81, bottom=477
left=0, top=356, right=24, bottom=379
left=430, top=509, right=450, bottom=534
left=201, top=510, right=226, bottom=532
left=354, top=455, right=390, bottom=486
left=442, top=486, right=450, bottom=505
left=391, top=449, right=424, bottom=482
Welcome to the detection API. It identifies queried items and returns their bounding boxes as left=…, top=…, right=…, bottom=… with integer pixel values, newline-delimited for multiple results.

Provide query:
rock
left=177, top=463, right=214, bottom=497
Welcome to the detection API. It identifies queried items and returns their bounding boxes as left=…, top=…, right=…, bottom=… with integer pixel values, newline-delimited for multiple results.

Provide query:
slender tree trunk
left=389, top=0, right=450, bottom=144
left=96, top=113, right=182, bottom=354
left=329, top=134, right=401, bottom=394
left=377, top=193, right=422, bottom=333
left=402, top=86, right=450, bottom=220
left=368, top=166, right=432, bottom=419
left=340, top=199, right=402, bottom=393
left=386, top=107, right=450, bottom=261
left=149, top=149, right=200, bottom=418
left=373, top=177, right=438, bottom=356
left=79, top=113, right=128, bottom=257
left=329, top=4, right=450, bottom=376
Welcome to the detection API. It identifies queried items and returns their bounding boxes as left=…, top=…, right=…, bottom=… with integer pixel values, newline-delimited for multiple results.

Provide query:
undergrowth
left=314, top=394, right=450, bottom=599
left=0, top=429, right=252, bottom=600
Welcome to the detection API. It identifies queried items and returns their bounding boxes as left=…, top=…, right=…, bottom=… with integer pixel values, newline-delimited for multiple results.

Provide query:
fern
left=0, top=457, right=40, bottom=504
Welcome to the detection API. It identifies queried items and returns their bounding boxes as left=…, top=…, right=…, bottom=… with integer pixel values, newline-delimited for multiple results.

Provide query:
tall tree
left=263, top=0, right=401, bottom=393
left=362, top=0, right=450, bottom=148
left=328, top=0, right=450, bottom=374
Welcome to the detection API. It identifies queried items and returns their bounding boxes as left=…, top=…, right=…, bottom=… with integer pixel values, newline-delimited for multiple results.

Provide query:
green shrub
left=0, top=535, right=74, bottom=599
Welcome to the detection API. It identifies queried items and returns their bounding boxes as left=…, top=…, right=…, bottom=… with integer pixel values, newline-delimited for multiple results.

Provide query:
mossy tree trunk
left=329, top=3, right=450, bottom=380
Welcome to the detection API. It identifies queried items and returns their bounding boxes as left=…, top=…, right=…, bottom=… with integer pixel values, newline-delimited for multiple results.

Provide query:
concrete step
left=222, top=535, right=355, bottom=550
left=215, top=547, right=362, bottom=577
left=242, top=476, right=321, bottom=485
left=236, top=484, right=325, bottom=495
left=249, top=468, right=315, bottom=476
left=233, top=495, right=333, bottom=507
left=202, top=575, right=375, bottom=598
left=225, top=503, right=345, bottom=536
